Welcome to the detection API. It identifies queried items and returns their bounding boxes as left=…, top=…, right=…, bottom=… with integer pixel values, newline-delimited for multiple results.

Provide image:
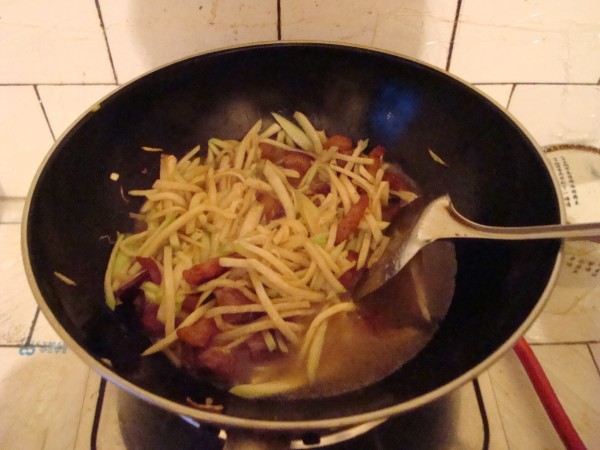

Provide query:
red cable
left=513, top=338, right=587, bottom=450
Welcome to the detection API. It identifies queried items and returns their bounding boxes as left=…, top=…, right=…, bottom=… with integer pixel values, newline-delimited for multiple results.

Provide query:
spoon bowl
left=356, top=194, right=600, bottom=299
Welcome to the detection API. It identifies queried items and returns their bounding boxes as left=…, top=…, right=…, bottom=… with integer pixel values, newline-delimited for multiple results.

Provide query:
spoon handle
left=433, top=199, right=600, bottom=241
left=452, top=216, right=600, bottom=240
left=355, top=196, right=600, bottom=300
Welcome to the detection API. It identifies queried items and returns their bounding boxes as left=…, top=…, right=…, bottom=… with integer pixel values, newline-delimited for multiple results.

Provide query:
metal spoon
left=355, top=194, right=600, bottom=299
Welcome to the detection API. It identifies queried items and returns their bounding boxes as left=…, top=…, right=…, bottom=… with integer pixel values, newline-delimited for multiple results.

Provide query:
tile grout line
left=472, top=379, right=491, bottom=450
left=485, top=370, right=513, bottom=450
left=72, top=369, right=93, bottom=450
left=2, top=81, right=595, bottom=88
left=0, top=342, right=66, bottom=348
left=586, top=344, right=600, bottom=377
left=90, top=378, right=107, bottom=450
left=95, top=0, right=119, bottom=84
left=24, top=307, right=41, bottom=346
left=444, top=0, right=463, bottom=72
left=277, top=0, right=282, bottom=40
left=506, top=84, right=517, bottom=109
left=0, top=83, right=118, bottom=87
left=472, top=81, right=600, bottom=86
left=529, top=340, right=600, bottom=346
left=33, top=85, right=56, bottom=141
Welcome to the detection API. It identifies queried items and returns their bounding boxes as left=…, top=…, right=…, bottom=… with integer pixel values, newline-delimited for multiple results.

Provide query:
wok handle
left=513, top=338, right=587, bottom=450
left=223, top=429, right=290, bottom=450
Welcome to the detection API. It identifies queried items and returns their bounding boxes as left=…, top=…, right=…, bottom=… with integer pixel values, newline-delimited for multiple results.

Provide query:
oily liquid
left=242, top=240, right=457, bottom=399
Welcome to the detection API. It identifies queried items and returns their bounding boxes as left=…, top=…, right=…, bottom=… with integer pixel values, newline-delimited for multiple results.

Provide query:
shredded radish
left=105, top=112, right=420, bottom=398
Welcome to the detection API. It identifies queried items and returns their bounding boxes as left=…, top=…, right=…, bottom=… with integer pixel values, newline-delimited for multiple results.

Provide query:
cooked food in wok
left=105, top=112, right=456, bottom=399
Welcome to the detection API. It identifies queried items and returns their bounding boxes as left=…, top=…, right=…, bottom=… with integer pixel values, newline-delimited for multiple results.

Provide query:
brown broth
left=131, top=155, right=457, bottom=399
left=228, top=240, right=456, bottom=399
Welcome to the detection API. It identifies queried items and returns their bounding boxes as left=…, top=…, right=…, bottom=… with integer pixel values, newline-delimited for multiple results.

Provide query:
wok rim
left=21, top=40, right=565, bottom=431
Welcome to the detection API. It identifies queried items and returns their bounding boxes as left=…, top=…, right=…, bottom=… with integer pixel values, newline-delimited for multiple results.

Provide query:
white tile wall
left=508, top=84, right=600, bottom=147
left=0, top=224, right=38, bottom=345
left=99, top=0, right=278, bottom=84
left=0, top=0, right=114, bottom=84
left=473, top=84, right=514, bottom=108
left=37, top=84, right=117, bottom=137
left=451, top=0, right=600, bottom=83
left=281, top=0, right=458, bottom=69
left=0, top=86, right=54, bottom=197
left=0, top=198, right=26, bottom=224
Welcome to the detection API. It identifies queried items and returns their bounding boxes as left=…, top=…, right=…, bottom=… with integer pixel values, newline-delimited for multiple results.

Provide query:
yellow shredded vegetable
left=105, top=112, right=418, bottom=398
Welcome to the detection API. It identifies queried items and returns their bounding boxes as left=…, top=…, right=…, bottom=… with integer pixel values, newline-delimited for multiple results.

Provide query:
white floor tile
left=451, top=0, right=600, bottom=83
left=590, top=344, right=600, bottom=370
left=0, top=0, right=114, bottom=84
left=476, top=372, right=509, bottom=450
left=30, top=309, right=63, bottom=344
left=449, top=379, right=504, bottom=449
left=489, top=344, right=600, bottom=450
left=0, top=86, right=54, bottom=198
left=527, top=240, right=600, bottom=344
left=95, top=382, right=129, bottom=449
left=473, top=84, right=513, bottom=108
left=99, top=0, right=277, bottom=84
left=74, top=371, right=103, bottom=450
left=0, top=224, right=38, bottom=345
left=282, top=0, right=458, bottom=69
left=0, top=198, right=26, bottom=224
left=509, top=85, right=600, bottom=147
left=0, top=347, right=90, bottom=450
left=38, top=84, right=117, bottom=138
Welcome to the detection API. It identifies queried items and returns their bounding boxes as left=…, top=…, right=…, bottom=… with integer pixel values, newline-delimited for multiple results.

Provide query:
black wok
left=23, top=42, right=562, bottom=440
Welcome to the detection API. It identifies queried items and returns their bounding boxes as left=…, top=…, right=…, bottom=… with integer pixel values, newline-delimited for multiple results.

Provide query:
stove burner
left=200, top=419, right=386, bottom=449
left=91, top=379, right=490, bottom=449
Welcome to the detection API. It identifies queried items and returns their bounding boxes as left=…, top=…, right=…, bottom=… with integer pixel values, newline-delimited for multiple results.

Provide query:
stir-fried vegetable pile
left=105, top=112, right=418, bottom=398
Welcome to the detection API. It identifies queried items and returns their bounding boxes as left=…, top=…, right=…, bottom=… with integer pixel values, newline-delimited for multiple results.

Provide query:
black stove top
left=91, top=379, right=491, bottom=449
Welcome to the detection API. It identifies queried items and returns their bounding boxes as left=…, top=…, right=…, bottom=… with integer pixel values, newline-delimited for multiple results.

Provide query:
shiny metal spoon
left=355, top=194, right=600, bottom=299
